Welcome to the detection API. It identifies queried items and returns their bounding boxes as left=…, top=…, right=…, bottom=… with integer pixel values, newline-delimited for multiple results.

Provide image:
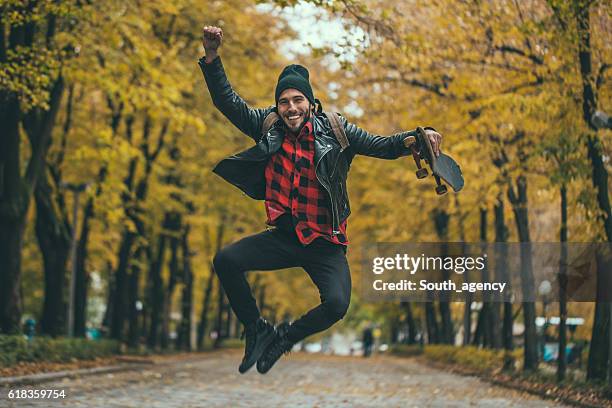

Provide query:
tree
left=0, top=1, right=79, bottom=333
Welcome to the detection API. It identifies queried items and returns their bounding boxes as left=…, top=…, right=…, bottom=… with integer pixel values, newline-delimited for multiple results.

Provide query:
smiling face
left=277, top=88, right=313, bottom=134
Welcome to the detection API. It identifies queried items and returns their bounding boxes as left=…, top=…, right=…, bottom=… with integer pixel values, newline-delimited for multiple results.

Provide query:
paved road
left=1, top=349, right=567, bottom=407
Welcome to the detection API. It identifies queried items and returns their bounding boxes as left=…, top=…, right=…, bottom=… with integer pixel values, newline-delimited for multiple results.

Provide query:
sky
left=255, top=1, right=366, bottom=63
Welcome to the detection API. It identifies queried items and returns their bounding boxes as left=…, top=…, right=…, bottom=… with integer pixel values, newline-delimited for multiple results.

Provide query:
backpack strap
left=324, top=111, right=349, bottom=152
left=262, top=110, right=350, bottom=152
left=262, top=111, right=281, bottom=138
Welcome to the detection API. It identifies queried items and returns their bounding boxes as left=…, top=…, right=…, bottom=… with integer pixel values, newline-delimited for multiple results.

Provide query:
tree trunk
left=74, top=198, right=92, bottom=338
left=481, top=207, right=501, bottom=349
left=572, top=1, right=612, bottom=381
left=214, top=283, right=227, bottom=348
left=400, top=302, right=418, bottom=344
left=35, top=171, right=71, bottom=337
left=558, top=185, right=568, bottom=381
left=110, top=229, right=136, bottom=340
left=109, top=116, right=138, bottom=342
left=176, top=227, right=194, bottom=351
left=455, top=196, right=472, bottom=346
left=147, top=226, right=168, bottom=349
left=212, top=218, right=228, bottom=348
left=225, top=300, right=233, bottom=338
left=197, top=264, right=215, bottom=350
left=495, top=195, right=514, bottom=370
left=127, top=247, right=144, bottom=348
left=110, top=174, right=138, bottom=341
left=574, top=0, right=612, bottom=239
left=36, top=80, right=76, bottom=337
left=0, top=68, right=64, bottom=333
left=479, top=207, right=493, bottom=348
left=0, top=91, right=25, bottom=334
left=101, top=261, right=114, bottom=335
left=472, top=308, right=484, bottom=346
left=161, top=213, right=181, bottom=350
left=425, top=302, right=440, bottom=344
left=433, top=209, right=453, bottom=344
left=490, top=210, right=502, bottom=350
left=0, top=215, right=27, bottom=334
left=587, top=273, right=610, bottom=380
left=508, top=176, right=538, bottom=371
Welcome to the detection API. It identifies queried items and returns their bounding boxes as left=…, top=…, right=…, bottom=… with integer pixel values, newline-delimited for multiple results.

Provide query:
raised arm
left=199, top=26, right=272, bottom=142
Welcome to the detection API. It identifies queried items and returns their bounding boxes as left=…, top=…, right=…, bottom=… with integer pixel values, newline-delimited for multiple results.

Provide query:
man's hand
left=425, top=128, right=442, bottom=157
left=202, top=26, right=223, bottom=63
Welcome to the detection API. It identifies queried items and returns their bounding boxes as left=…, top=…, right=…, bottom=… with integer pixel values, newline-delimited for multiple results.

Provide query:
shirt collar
left=286, top=117, right=313, bottom=141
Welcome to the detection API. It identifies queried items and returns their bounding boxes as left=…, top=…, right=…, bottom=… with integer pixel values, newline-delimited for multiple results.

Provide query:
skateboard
left=403, top=127, right=464, bottom=195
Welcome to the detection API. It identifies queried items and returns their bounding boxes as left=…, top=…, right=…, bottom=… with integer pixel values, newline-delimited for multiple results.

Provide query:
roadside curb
left=0, top=362, right=152, bottom=387
left=0, top=352, right=221, bottom=387
left=413, top=356, right=608, bottom=408
left=487, top=377, right=604, bottom=408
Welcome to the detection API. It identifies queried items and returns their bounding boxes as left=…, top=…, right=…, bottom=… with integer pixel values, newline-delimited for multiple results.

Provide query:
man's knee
left=324, top=296, right=350, bottom=322
left=212, top=248, right=236, bottom=276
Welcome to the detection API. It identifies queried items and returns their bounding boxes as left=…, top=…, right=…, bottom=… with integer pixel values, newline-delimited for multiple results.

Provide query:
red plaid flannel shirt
left=264, top=119, right=348, bottom=246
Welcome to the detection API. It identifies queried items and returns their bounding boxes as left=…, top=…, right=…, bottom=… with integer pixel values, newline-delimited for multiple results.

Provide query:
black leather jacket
left=199, top=56, right=421, bottom=235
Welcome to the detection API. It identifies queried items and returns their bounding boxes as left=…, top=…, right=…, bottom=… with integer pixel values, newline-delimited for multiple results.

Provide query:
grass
left=0, top=335, right=120, bottom=367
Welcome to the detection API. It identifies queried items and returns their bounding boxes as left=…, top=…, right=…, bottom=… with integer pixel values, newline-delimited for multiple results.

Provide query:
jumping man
left=199, top=26, right=442, bottom=374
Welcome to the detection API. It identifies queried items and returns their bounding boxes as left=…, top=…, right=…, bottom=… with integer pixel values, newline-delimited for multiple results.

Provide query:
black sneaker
left=238, top=317, right=276, bottom=374
left=256, top=322, right=294, bottom=374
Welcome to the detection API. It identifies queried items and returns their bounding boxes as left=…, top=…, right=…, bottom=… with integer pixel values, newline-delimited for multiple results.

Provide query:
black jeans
left=212, top=222, right=350, bottom=343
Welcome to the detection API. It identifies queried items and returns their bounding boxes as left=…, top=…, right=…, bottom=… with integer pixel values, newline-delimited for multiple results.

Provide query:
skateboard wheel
left=435, top=185, right=448, bottom=195
left=416, top=168, right=428, bottom=179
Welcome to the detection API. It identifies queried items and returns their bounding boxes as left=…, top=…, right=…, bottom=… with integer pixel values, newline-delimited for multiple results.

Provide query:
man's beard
left=285, top=107, right=311, bottom=134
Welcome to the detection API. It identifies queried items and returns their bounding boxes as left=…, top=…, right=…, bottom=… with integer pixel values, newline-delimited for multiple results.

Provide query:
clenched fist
left=202, top=26, right=223, bottom=55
